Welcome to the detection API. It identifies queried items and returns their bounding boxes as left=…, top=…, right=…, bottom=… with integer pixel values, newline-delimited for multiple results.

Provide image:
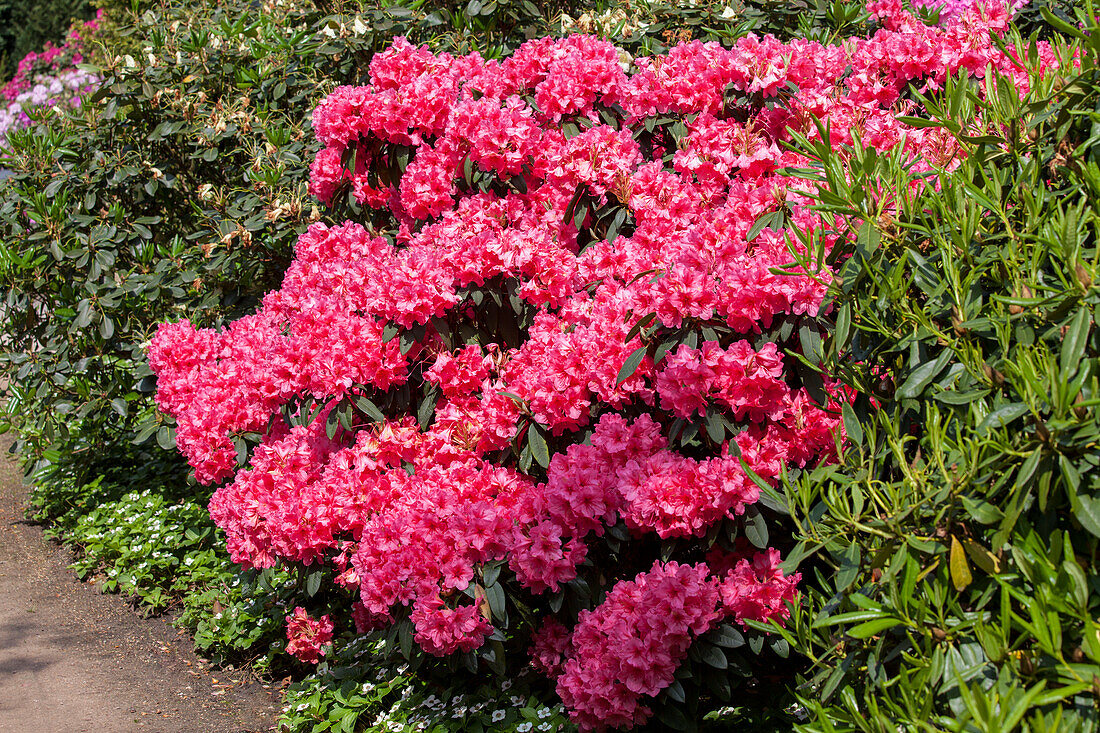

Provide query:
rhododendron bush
left=149, top=0, right=1052, bottom=727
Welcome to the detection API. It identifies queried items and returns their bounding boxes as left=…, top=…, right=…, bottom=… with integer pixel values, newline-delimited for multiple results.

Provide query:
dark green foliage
left=0, top=0, right=95, bottom=79
left=0, top=0, right=502, bottom=473
left=768, top=12, right=1100, bottom=730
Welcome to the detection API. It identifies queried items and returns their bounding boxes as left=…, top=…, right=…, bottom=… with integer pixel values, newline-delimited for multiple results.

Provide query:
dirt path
left=0, top=437, right=283, bottom=732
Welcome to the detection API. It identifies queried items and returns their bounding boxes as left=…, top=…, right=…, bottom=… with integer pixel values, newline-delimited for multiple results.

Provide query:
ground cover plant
left=143, top=1, right=1071, bottom=729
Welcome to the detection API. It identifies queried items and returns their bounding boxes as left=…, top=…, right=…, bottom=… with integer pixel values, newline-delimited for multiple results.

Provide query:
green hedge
left=770, top=10, right=1100, bottom=730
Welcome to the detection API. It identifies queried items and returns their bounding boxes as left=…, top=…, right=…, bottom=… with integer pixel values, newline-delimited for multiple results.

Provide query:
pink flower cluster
left=0, top=11, right=102, bottom=140
left=555, top=558, right=798, bottom=731
left=285, top=607, right=334, bottom=664
left=148, top=1, right=1054, bottom=727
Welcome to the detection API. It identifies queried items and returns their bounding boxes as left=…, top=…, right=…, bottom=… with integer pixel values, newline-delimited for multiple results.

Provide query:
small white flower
left=517, top=724, right=533, bottom=733
left=537, top=707, right=552, bottom=719
left=492, top=710, right=506, bottom=722
left=538, top=724, right=552, bottom=732
left=500, top=679, right=513, bottom=691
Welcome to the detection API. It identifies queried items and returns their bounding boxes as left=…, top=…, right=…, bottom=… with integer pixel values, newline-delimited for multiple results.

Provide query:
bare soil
left=0, top=436, right=283, bottom=733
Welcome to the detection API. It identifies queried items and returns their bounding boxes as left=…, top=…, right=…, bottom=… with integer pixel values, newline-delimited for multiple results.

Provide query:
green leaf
left=573, top=202, right=589, bottom=230
left=896, top=349, right=952, bottom=400
left=977, top=403, right=1030, bottom=434
left=1060, top=306, right=1091, bottom=378
left=657, top=705, right=689, bottom=730
left=896, top=115, right=944, bottom=128
left=836, top=543, right=861, bottom=591
left=834, top=302, right=851, bottom=349
left=1075, top=495, right=1100, bottom=539
left=848, top=617, right=903, bottom=639
left=740, top=458, right=789, bottom=515
left=960, top=495, right=1004, bottom=525
left=484, top=583, right=506, bottom=626
left=709, top=625, right=745, bottom=648
left=933, top=389, right=990, bottom=405
left=746, top=210, right=774, bottom=242
left=856, top=221, right=880, bottom=255
left=417, top=389, right=437, bottom=430
left=352, top=394, right=385, bottom=422
left=704, top=411, right=726, bottom=443
left=743, top=507, right=768, bottom=549
left=305, top=570, right=322, bottom=597
left=696, top=643, right=727, bottom=669
left=841, top=402, right=862, bottom=446
left=528, top=422, right=550, bottom=469
left=482, top=562, right=502, bottom=588
left=156, top=425, right=175, bottom=451
left=616, top=346, right=648, bottom=386
left=606, top=207, right=628, bottom=244
left=813, top=610, right=884, bottom=628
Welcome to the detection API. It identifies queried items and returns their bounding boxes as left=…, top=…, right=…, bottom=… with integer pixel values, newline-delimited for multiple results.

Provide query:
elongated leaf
left=961, top=538, right=1000, bottom=575
left=841, top=402, right=862, bottom=446
left=848, top=617, right=903, bottom=639
left=484, top=583, right=506, bottom=626
left=697, top=643, right=727, bottom=669
left=814, top=610, right=885, bottom=628
left=933, top=388, right=990, bottom=405
left=743, top=507, right=768, bottom=549
left=1060, top=306, right=1091, bottom=378
left=657, top=705, right=689, bottom=730
left=977, top=402, right=1030, bottom=434
left=709, top=625, right=746, bottom=648
left=616, top=346, right=648, bottom=386
left=836, top=543, right=861, bottom=590
left=305, top=570, right=322, bottom=597
left=528, top=422, right=550, bottom=468
left=896, top=349, right=952, bottom=399
left=352, top=394, right=385, bottom=422
left=156, top=425, right=175, bottom=451
left=705, top=411, right=726, bottom=443
left=835, top=302, right=851, bottom=349
left=949, top=535, right=972, bottom=591
left=739, top=458, right=789, bottom=514
left=1075, top=495, right=1100, bottom=539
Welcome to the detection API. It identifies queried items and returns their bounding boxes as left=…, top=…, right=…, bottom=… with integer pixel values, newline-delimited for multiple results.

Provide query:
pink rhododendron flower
left=285, top=607, right=334, bottom=664
left=148, top=3, right=1054, bottom=727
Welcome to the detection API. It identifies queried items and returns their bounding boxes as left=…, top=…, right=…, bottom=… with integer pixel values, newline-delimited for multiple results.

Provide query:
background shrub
left=0, top=0, right=95, bottom=78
